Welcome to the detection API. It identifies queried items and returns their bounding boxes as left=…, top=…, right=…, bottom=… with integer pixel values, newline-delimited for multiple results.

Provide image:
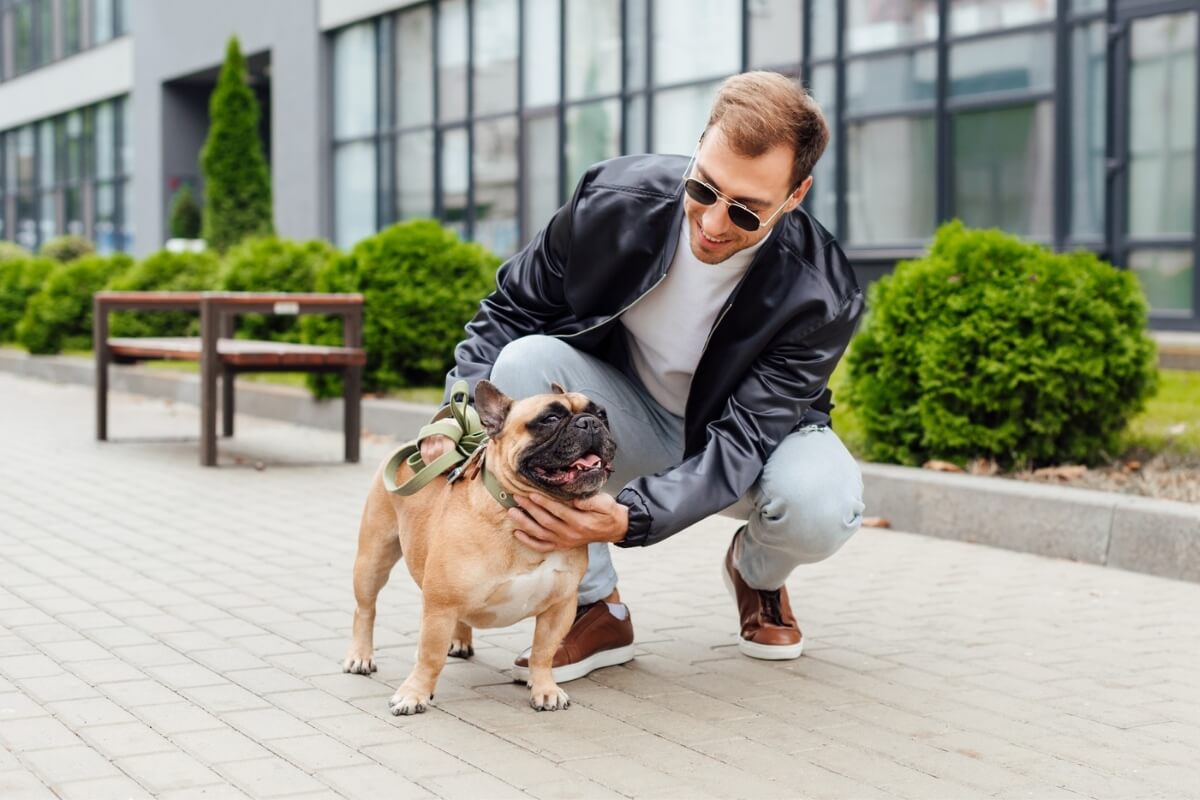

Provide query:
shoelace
left=758, top=589, right=786, bottom=626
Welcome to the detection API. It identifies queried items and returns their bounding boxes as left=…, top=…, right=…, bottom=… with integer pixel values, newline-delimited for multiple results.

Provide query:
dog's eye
left=540, top=413, right=561, bottom=425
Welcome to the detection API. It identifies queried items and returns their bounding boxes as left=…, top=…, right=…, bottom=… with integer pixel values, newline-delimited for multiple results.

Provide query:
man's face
left=684, top=126, right=813, bottom=265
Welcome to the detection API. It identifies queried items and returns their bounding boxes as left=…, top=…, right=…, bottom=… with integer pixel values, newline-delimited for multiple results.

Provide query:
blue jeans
left=490, top=335, right=865, bottom=602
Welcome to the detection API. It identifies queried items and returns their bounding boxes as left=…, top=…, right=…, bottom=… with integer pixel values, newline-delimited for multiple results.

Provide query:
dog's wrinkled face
left=475, top=380, right=617, bottom=500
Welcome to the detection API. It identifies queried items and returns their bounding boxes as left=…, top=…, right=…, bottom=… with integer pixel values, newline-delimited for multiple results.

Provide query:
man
left=423, top=71, right=865, bottom=681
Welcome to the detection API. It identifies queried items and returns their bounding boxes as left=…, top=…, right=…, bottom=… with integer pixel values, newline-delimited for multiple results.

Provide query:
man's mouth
left=532, top=453, right=612, bottom=485
left=695, top=220, right=731, bottom=249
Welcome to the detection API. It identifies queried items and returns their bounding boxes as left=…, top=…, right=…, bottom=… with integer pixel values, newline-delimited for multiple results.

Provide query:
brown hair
left=704, top=71, right=830, bottom=188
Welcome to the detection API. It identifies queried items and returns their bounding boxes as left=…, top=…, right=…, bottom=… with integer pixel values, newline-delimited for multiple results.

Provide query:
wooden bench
left=93, top=291, right=366, bottom=466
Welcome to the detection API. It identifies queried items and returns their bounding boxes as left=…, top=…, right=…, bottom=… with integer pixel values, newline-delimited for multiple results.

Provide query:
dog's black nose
left=573, top=414, right=600, bottom=432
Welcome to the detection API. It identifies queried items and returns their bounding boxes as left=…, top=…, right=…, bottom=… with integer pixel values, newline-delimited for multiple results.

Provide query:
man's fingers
left=514, top=529, right=555, bottom=553
left=509, top=508, right=559, bottom=543
left=524, top=493, right=587, bottom=530
left=514, top=496, right=571, bottom=533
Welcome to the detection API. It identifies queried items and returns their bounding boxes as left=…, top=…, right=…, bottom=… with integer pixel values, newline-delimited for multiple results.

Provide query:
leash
left=382, top=380, right=518, bottom=509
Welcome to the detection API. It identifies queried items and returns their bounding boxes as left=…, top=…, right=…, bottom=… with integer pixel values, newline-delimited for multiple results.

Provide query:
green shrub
left=16, top=254, right=133, bottom=354
left=39, top=235, right=96, bottom=263
left=200, top=36, right=273, bottom=252
left=0, top=255, right=55, bottom=342
left=169, top=183, right=203, bottom=239
left=844, top=221, right=1158, bottom=468
left=304, top=220, right=501, bottom=397
left=106, top=250, right=221, bottom=338
left=0, top=241, right=31, bottom=262
left=218, top=236, right=338, bottom=342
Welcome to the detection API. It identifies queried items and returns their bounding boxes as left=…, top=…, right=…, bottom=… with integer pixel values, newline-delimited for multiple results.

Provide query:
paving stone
left=214, top=756, right=328, bottom=798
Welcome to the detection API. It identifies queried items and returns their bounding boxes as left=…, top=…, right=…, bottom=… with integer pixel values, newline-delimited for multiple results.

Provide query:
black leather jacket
left=446, top=154, right=864, bottom=547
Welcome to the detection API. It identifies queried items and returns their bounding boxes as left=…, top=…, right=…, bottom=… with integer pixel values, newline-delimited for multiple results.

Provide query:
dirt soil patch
left=1010, top=453, right=1200, bottom=504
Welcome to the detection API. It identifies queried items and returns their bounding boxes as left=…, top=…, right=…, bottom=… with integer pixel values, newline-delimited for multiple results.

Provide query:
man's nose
left=701, top=202, right=732, bottom=236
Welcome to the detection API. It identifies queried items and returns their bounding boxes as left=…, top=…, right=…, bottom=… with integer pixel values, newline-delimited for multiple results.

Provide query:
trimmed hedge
left=39, top=235, right=96, bottom=263
left=0, top=256, right=55, bottom=342
left=218, top=237, right=337, bottom=342
left=305, top=220, right=500, bottom=396
left=106, top=250, right=221, bottom=338
left=844, top=222, right=1158, bottom=468
left=16, top=254, right=133, bottom=354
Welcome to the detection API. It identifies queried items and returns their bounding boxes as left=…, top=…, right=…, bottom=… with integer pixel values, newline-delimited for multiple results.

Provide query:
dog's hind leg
left=390, top=606, right=456, bottom=715
left=343, top=481, right=402, bottom=675
left=448, top=621, right=474, bottom=659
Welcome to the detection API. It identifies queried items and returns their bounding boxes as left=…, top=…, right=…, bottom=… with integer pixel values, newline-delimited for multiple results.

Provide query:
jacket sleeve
left=443, top=195, right=575, bottom=402
left=614, top=290, right=865, bottom=547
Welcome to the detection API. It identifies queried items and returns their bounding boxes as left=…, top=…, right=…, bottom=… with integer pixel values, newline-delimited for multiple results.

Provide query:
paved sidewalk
left=1, top=373, right=1198, bottom=800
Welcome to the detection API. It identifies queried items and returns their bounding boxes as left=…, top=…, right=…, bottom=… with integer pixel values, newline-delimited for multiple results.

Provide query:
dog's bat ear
left=474, top=380, right=513, bottom=438
left=549, top=381, right=567, bottom=395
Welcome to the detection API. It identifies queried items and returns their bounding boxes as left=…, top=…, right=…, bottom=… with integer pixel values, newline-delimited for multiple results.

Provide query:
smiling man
left=427, top=71, right=865, bottom=681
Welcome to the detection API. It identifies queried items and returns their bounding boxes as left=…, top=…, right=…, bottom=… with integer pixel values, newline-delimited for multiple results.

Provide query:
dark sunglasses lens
left=684, top=178, right=717, bottom=205
left=727, top=206, right=760, bottom=232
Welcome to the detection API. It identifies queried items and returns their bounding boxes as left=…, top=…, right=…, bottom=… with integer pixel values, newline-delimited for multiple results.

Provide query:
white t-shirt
left=620, top=219, right=769, bottom=416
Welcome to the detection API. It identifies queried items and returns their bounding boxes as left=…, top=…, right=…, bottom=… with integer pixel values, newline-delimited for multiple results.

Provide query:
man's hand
left=509, top=492, right=629, bottom=553
left=419, top=434, right=454, bottom=467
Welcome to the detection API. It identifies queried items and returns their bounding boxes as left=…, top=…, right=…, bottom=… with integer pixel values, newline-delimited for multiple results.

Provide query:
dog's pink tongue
left=571, top=454, right=602, bottom=470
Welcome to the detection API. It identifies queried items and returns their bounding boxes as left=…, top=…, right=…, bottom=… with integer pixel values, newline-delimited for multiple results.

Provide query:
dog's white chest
left=482, top=552, right=570, bottom=628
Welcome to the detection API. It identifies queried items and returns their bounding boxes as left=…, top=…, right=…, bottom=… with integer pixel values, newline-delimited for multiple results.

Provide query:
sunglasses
left=681, top=143, right=796, bottom=232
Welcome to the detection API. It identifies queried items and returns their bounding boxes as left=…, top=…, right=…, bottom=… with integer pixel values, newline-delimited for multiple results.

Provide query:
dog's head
left=474, top=380, right=617, bottom=501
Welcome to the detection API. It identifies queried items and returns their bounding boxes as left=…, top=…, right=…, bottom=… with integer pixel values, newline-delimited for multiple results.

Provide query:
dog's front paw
left=342, top=652, right=377, bottom=675
left=388, top=688, right=431, bottom=716
left=529, top=684, right=570, bottom=712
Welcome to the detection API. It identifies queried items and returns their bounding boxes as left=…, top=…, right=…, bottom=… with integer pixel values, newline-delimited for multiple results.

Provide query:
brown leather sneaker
left=511, top=601, right=635, bottom=684
left=723, top=529, right=804, bottom=660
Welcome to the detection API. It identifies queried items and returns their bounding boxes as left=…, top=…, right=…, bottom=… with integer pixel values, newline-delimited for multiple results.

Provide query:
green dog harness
left=382, top=380, right=518, bottom=509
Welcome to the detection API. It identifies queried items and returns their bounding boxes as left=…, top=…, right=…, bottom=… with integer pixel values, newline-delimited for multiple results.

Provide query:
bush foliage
left=169, top=183, right=203, bottom=239
left=106, top=250, right=221, bottom=338
left=200, top=37, right=273, bottom=252
left=39, top=235, right=96, bottom=263
left=219, top=237, right=337, bottom=342
left=305, top=220, right=500, bottom=396
left=16, top=254, right=133, bottom=354
left=844, top=222, right=1158, bottom=468
left=0, top=256, right=55, bottom=342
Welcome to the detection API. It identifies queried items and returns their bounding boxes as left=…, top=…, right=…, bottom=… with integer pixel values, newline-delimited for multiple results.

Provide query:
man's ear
left=474, top=380, right=513, bottom=438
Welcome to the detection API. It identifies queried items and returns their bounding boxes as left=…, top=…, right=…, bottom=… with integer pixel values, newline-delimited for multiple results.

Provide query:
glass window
left=117, top=178, right=133, bottom=251
left=653, top=0, right=740, bottom=86
left=473, top=0, right=517, bottom=115
left=1071, top=22, right=1105, bottom=239
left=396, top=5, right=434, bottom=128
left=334, top=23, right=376, bottom=140
left=441, top=127, right=469, bottom=238
left=811, top=0, right=837, bottom=60
left=117, top=0, right=131, bottom=34
left=949, top=0, right=1054, bottom=37
left=954, top=101, right=1054, bottom=239
left=473, top=117, right=519, bottom=257
left=523, top=0, right=560, bottom=108
left=119, top=98, right=132, bottom=176
left=847, top=0, right=938, bottom=54
left=847, top=115, right=936, bottom=245
left=625, top=0, right=647, bottom=91
left=524, top=114, right=559, bottom=239
left=1129, top=249, right=1193, bottom=316
left=807, top=65, right=837, bottom=233
left=15, top=1, right=34, bottom=73
left=438, top=0, right=468, bottom=122
left=566, top=99, right=621, bottom=197
left=38, top=120, right=55, bottom=190
left=94, top=101, right=114, bottom=179
left=334, top=141, right=377, bottom=249
left=949, top=31, right=1054, bottom=98
left=94, top=181, right=115, bottom=253
left=566, top=0, right=620, bottom=101
left=1128, top=13, right=1196, bottom=239
left=1070, top=0, right=1104, bottom=14
left=64, top=0, right=81, bottom=55
left=845, top=49, right=936, bottom=113
left=653, top=82, right=720, bottom=156
left=93, top=0, right=113, bottom=45
left=37, top=0, right=52, bottom=64
left=396, top=130, right=434, bottom=219
left=749, top=0, right=802, bottom=69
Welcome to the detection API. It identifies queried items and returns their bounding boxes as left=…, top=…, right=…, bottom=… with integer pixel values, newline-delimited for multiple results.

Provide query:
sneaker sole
left=722, top=557, right=804, bottom=661
left=511, top=644, right=635, bottom=685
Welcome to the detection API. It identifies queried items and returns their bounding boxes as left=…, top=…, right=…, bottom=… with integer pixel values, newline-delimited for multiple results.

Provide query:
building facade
left=0, top=0, right=1196, bottom=329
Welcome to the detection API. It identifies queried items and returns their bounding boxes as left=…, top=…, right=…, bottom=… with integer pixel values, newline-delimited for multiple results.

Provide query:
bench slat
left=107, top=337, right=366, bottom=367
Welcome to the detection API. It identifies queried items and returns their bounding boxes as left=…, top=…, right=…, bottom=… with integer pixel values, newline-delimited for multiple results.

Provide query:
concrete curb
left=4, top=348, right=1198, bottom=584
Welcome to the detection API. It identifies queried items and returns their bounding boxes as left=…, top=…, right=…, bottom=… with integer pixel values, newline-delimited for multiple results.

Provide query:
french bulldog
left=342, top=380, right=616, bottom=714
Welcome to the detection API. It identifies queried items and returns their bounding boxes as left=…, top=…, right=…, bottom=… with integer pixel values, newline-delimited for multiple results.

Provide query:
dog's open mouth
left=531, top=453, right=612, bottom=486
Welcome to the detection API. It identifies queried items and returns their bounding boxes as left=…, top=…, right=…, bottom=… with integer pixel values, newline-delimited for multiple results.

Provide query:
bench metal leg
left=200, top=302, right=218, bottom=466
left=94, top=297, right=109, bottom=441
left=344, top=366, right=361, bottom=463
left=222, top=366, right=235, bottom=437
